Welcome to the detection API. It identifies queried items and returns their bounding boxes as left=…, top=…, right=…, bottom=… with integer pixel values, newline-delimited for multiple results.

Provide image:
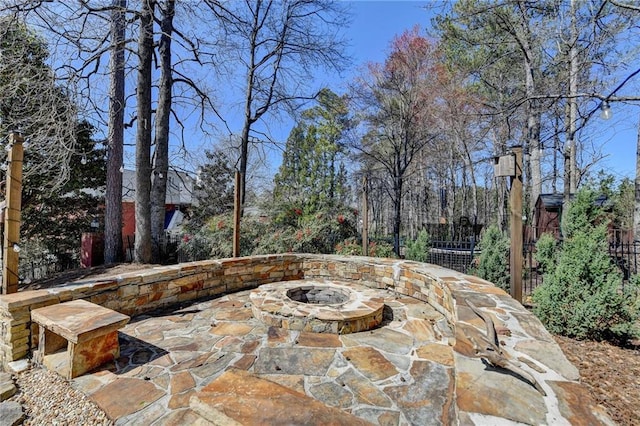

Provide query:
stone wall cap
left=0, top=290, right=57, bottom=309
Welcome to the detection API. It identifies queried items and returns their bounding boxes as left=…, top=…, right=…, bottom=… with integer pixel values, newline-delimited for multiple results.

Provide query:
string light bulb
left=81, top=155, right=87, bottom=165
left=12, top=243, right=20, bottom=253
left=600, top=101, right=612, bottom=120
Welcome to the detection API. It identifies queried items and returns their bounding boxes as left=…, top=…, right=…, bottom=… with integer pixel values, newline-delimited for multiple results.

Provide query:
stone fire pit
left=249, top=279, right=384, bottom=334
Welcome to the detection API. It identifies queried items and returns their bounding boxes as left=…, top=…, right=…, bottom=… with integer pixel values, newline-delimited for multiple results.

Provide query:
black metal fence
left=18, top=252, right=80, bottom=284
left=522, top=240, right=639, bottom=295
left=427, top=240, right=478, bottom=274
left=125, top=233, right=189, bottom=264
left=423, top=230, right=639, bottom=296
left=422, top=223, right=483, bottom=242
left=609, top=241, right=640, bottom=281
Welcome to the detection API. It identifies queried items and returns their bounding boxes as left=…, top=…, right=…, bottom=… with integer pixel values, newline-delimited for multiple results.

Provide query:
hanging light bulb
left=12, top=243, right=21, bottom=253
left=600, top=101, right=612, bottom=120
left=119, top=165, right=124, bottom=173
left=80, top=154, right=87, bottom=165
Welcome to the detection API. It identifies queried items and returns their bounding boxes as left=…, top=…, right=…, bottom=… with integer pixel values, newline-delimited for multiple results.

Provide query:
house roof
left=537, top=193, right=608, bottom=210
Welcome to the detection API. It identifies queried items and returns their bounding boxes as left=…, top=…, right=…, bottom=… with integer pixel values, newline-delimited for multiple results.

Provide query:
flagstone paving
left=69, top=287, right=455, bottom=425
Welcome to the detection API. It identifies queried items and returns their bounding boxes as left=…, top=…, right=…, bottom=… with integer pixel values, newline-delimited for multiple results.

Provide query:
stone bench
left=31, top=299, right=130, bottom=379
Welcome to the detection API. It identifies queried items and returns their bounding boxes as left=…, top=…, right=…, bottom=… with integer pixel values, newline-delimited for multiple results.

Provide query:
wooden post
left=3, top=133, right=24, bottom=294
left=509, top=146, right=523, bottom=303
left=232, top=170, right=241, bottom=257
left=362, top=176, right=369, bottom=256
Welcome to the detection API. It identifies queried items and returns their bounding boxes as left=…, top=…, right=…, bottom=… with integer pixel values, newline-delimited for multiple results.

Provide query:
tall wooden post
left=362, top=176, right=369, bottom=256
left=510, top=146, right=523, bottom=303
left=232, top=171, right=241, bottom=257
left=3, top=133, right=24, bottom=294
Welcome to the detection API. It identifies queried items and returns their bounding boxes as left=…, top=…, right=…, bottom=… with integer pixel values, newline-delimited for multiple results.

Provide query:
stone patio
left=75, top=286, right=454, bottom=425
left=0, top=254, right=615, bottom=425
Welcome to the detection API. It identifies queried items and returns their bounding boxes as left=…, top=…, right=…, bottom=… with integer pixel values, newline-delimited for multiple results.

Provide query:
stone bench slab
left=31, top=299, right=130, bottom=379
left=31, top=299, right=129, bottom=344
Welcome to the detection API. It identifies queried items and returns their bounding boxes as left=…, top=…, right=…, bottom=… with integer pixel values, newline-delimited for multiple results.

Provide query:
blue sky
left=128, top=1, right=636, bottom=185
left=345, top=1, right=637, bottom=183
left=264, top=0, right=638, bottom=184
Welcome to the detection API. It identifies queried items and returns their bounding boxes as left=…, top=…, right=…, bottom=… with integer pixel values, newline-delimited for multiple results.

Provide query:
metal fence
left=424, top=232, right=639, bottom=296
left=422, top=223, right=483, bottom=242
left=125, top=233, right=189, bottom=264
left=427, top=240, right=478, bottom=274
left=522, top=240, right=639, bottom=295
left=18, top=252, right=80, bottom=284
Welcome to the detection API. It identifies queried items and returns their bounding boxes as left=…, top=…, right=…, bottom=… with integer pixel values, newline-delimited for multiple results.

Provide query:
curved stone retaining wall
left=0, top=254, right=613, bottom=424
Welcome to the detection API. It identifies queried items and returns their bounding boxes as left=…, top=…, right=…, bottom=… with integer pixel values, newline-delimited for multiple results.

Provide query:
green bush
left=179, top=232, right=218, bottom=261
left=471, top=224, right=510, bottom=291
left=181, top=204, right=360, bottom=258
left=534, top=232, right=557, bottom=274
left=366, top=240, right=396, bottom=258
left=405, top=229, right=431, bottom=263
left=533, top=189, right=639, bottom=341
left=335, top=237, right=363, bottom=255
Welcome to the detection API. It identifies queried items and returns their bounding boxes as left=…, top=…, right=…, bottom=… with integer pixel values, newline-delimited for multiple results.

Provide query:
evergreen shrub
left=181, top=205, right=360, bottom=258
left=534, top=232, right=557, bottom=274
left=471, top=224, right=510, bottom=291
left=405, top=229, right=431, bottom=263
left=533, top=189, right=640, bottom=341
left=334, top=238, right=396, bottom=258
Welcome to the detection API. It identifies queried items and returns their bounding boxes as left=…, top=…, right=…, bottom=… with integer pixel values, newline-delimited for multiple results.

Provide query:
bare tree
left=202, top=0, right=349, bottom=209
left=133, top=0, right=154, bottom=263
left=104, top=0, right=126, bottom=264
left=350, top=29, right=438, bottom=256
left=150, top=0, right=174, bottom=263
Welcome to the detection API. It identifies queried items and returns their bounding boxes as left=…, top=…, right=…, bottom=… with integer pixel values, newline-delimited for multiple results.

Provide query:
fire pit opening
left=286, top=286, right=350, bottom=305
left=249, top=279, right=386, bottom=334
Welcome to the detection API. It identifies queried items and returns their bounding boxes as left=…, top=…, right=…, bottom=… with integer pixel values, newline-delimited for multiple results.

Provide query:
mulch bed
left=554, top=335, right=640, bottom=426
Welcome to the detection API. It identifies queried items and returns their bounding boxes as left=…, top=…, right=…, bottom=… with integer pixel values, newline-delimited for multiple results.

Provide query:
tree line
left=1, top=1, right=639, bottom=263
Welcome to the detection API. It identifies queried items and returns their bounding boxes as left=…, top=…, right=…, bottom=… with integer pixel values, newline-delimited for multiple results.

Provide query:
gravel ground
left=8, top=367, right=112, bottom=426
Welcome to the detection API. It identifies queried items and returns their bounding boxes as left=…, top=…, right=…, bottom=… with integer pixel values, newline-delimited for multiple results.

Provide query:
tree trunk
left=104, top=0, right=126, bottom=264
left=634, top=114, right=640, bottom=242
left=134, top=0, right=154, bottom=263
left=392, top=177, right=403, bottom=257
left=237, top=1, right=261, bottom=212
left=568, top=0, right=579, bottom=194
left=462, top=138, right=479, bottom=219
left=150, top=0, right=174, bottom=263
left=528, top=110, right=542, bottom=217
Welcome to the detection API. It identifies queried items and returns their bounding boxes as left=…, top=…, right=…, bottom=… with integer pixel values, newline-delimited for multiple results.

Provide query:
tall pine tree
left=273, top=88, right=351, bottom=214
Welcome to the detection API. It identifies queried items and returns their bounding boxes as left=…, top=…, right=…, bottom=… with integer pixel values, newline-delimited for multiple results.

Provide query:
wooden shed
left=531, top=193, right=608, bottom=241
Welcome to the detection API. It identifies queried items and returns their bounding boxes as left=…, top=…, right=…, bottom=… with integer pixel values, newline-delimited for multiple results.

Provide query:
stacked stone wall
left=0, top=254, right=303, bottom=366
left=0, top=255, right=501, bottom=366
left=0, top=253, right=613, bottom=424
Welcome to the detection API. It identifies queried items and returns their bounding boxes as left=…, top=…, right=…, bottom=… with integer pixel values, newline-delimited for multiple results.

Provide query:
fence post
left=2, top=132, right=24, bottom=294
left=509, top=146, right=523, bottom=303
left=362, top=176, right=369, bottom=256
left=233, top=171, right=241, bottom=258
